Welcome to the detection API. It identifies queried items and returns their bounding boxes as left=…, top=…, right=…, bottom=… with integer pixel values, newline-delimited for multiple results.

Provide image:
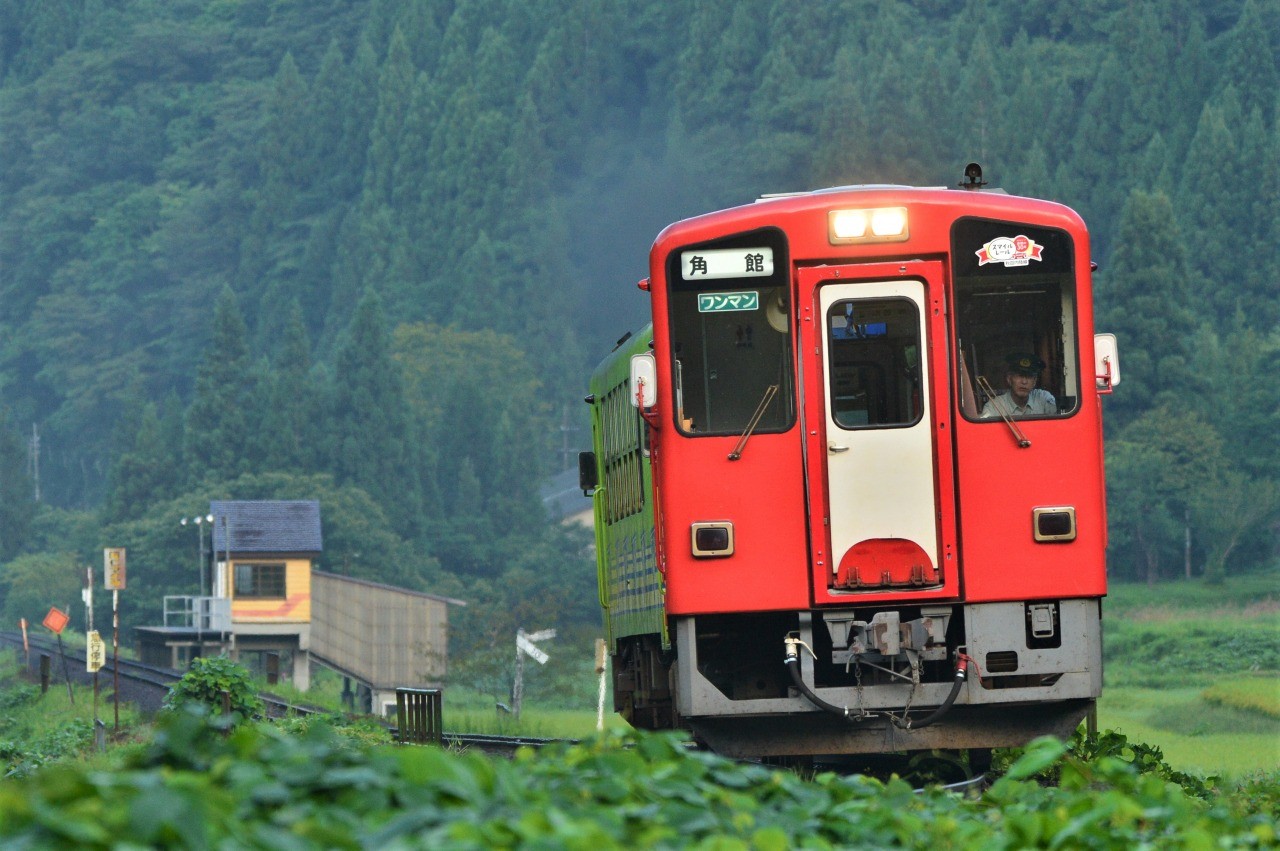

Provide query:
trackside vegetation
left=0, top=711, right=1275, bottom=849
left=0, top=650, right=1276, bottom=846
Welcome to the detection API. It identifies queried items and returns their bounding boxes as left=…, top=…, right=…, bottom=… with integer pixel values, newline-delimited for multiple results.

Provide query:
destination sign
left=681, top=247, right=773, bottom=280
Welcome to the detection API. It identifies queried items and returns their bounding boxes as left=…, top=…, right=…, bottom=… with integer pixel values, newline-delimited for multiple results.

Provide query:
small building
left=137, top=500, right=464, bottom=708
left=136, top=500, right=321, bottom=688
left=211, top=499, right=320, bottom=688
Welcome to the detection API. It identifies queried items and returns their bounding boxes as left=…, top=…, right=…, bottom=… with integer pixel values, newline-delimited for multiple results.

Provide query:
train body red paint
left=585, top=171, right=1114, bottom=759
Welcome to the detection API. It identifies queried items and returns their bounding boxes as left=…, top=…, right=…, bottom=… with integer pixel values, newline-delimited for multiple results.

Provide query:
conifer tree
left=1218, top=0, right=1277, bottom=124
left=261, top=301, right=318, bottom=472
left=241, top=52, right=310, bottom=297
left=953, top=32, right=1004, bottom=167
left=1097, top=190, right=1199, bottom=428
left=364, top=26, right=416, bottom=208
left=102, top=400, right=182, bottom=524
left=184, top=287, right=254, bottom=484
left=1064, top=54, right=1131, bottom=247
left=332, top=289, right=421, bottom=537
left=339, top=38, right=381, bottom=197
left=308, top=40, right=356, bottom=205
left=395, top=0, right=447, bottom=73
left=1177, top=98, right=1240, bottom=320
left=0, top=417, right=35, bottom=561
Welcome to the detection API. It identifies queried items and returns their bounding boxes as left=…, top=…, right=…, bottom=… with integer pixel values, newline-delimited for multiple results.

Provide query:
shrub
left=162, top=656, right=264, bottom=721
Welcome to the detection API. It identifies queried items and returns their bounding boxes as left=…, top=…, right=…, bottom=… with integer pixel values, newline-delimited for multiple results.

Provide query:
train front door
left=799, top=262, right=958, bottom=602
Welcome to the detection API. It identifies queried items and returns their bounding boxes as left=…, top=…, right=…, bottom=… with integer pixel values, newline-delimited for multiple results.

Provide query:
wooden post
left=57, top=633, right=74, bottom=705
left=512, top=641, right=525, bottom=720
left=595, top=638, right=608, bottom=731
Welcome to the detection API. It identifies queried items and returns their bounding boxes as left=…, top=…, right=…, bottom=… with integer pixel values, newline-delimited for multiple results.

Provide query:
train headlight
left=829, top=207, right=909, bottom=244
left=691, top=522, right=734, bottom=557
left=1033, top=507, right=1077, bottom=542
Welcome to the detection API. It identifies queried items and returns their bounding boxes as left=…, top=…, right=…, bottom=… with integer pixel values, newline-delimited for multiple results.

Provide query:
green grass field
left=1097, top=574, right=1279, bottom=779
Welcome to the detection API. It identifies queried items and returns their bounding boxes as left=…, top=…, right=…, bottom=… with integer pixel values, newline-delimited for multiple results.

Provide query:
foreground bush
left=0, top=709, right=1274, bottom=848
left=162, top=657, right=264, bottom=721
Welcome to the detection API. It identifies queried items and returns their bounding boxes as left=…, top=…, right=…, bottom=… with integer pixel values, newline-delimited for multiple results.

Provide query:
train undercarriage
left=613, top=599, right=1101, bottom=760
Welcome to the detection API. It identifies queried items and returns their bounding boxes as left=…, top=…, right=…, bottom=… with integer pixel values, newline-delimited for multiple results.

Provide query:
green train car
left=582, top=326, right=672, bottom=727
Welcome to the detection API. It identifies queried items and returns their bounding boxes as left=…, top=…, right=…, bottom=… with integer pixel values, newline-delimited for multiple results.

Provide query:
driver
left=981, top=352, right=1056, bottom=418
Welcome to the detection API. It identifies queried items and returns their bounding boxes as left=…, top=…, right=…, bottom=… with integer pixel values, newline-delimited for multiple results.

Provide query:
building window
left=234, top=563, right=286, bottom=599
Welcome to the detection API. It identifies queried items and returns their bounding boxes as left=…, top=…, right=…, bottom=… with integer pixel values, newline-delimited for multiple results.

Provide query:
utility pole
left=28, top=423, right=40, bottom=502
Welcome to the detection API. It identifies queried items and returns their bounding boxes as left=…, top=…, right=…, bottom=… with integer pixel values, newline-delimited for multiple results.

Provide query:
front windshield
left=951, top=218, right=1079, bottom=421
left=667, top=229, right=794, bottom=435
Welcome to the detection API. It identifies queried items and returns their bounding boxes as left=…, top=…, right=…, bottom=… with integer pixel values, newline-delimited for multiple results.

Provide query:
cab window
left=667, top=229, right=795, bottom=435
left=952, top=219, right=1079, bottom=421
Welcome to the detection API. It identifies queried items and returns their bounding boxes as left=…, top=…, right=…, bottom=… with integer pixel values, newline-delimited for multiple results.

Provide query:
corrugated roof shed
left=210, top=500, right=322, bottom=555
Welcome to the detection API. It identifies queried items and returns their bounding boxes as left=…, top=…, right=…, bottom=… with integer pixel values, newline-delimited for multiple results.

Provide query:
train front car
left=589, top=175, right=1112, bottom=760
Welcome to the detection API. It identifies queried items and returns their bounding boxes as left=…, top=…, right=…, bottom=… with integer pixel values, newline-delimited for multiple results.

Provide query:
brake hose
left=784, top=636, right=856, bottom=719
left=783, top=635, right=968, bottom=729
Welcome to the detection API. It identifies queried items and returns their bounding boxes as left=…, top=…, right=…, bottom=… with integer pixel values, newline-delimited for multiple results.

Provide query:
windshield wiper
left=728, top=384, right=779, bottom=461
left=976, top=375, right=1031, bottom=448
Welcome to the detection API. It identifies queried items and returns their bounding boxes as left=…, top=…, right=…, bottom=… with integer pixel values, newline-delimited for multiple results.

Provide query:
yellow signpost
left=103, top=548, right=126, bottom=730
left=104, top=548, right=126, bottom=590
left=86, top=630, right=105, bottom=672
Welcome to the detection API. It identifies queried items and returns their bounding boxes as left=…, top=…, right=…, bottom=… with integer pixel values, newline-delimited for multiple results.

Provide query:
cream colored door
left=817, top=279, right=940, bottom=590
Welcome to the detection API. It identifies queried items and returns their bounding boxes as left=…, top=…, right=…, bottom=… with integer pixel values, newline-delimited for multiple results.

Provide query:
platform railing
left=163, top=596, right=232, bottom=632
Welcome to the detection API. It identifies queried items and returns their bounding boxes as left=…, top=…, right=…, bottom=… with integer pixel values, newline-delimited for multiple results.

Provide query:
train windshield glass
left=667, top=229, right=795, bottom=436
left=951, top=219, right=1080, bottom=421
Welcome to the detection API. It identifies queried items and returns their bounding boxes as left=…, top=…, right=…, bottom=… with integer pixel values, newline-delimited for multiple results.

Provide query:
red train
left=584, top=165, right=1119, bottom=762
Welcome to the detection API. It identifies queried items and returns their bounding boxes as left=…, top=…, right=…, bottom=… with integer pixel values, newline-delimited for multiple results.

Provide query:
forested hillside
left=0, top=0, right=1277, bottom=645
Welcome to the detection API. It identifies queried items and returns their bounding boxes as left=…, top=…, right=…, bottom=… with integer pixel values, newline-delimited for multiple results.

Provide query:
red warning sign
left=42, top=606, right=70, bottom=634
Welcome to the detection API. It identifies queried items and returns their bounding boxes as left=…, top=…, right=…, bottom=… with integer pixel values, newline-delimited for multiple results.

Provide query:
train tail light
left=829, top=207, right=909, bottom=244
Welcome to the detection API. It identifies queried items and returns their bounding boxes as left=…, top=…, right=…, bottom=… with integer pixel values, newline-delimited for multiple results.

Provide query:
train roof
left=652, top=184, right=1083, bottom=254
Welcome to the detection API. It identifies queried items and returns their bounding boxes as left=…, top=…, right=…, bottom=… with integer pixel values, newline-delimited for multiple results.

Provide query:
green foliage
left=992, top=727, right=1222, bottom=797
left=0, top=414, right=35, bottom=561
left=1106, top=575, right=1279, bottom=614
left=0, top=720, right=1274, bottom=848
left=183, top=287, right=254, bottom=486
left=162, top=656, right=264, bottom=721
left=1103, top=616, right=1278, bottom=687
left=0, top=551, right=84, bottom=629
left=0, top=0, right=1276, bottom=697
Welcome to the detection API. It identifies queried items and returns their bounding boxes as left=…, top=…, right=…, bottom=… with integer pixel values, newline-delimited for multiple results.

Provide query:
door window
left=825, top=297, right=923, bottom=429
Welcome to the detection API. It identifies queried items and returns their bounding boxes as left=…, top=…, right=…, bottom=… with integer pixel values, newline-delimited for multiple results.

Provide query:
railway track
left=0, top=632, right=991, bottom=778
left=0, top=631, right=558, bottom=756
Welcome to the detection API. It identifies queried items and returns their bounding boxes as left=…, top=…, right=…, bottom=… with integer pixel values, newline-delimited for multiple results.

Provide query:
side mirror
left=578, top=451, right=598, bottom=496
left=630, top=353, right=657, bottom=408
left=1094, top=333, right=1120, bottom=392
